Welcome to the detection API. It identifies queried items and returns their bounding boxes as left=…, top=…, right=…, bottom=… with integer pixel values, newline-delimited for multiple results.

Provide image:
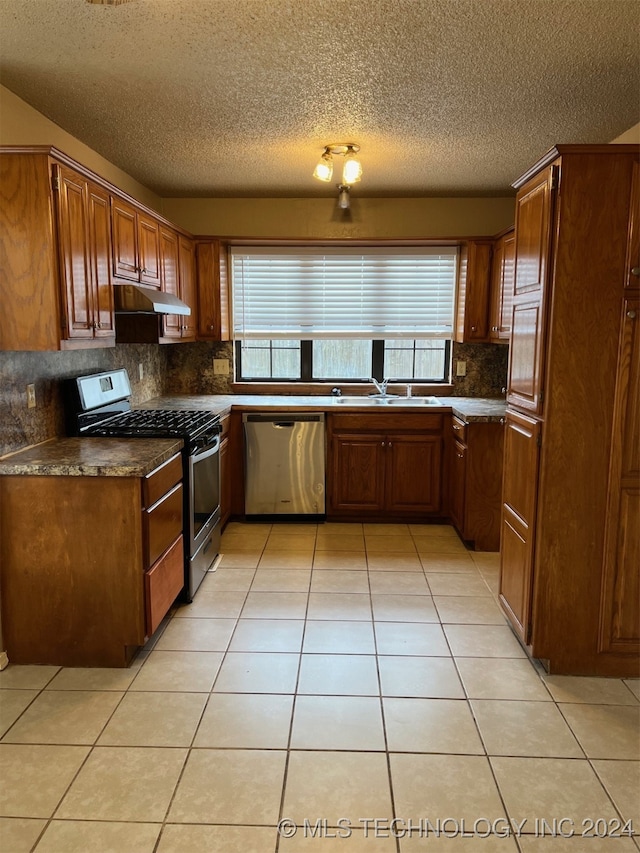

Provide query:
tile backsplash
left=1, top=339, right=507, bottom=457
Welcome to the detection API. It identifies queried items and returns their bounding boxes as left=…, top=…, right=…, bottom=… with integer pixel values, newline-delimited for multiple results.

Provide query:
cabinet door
left=625, top=160, right=639, bottom=291
left=386, top=434, right=442, bottom=514
left=178, top=235, right=197, bottom=339
left=456, top=240, right=492, bottom=342
left=599, top=299, right=640, bottom=655
left=111, top=197, right=139, bottom=280
left=220, top=436, right=231, bottom=528
left=507, top=165, right=556, bottom=414
left=329, top=433, right=386, bottom=513
left=499, top=231, right=515, bottom=338
left=489, top=237, right=505, bottom=342
left=86, top=181, right=114, bottom=338
left=137, top=212, right=161, bottom=287
left=159, top=226, right=181, bottom=339
left=449, top=439, right=467, bottom=531
left=499, top=410, right=541, bottom=643
left=55, top=165, right=93, bottom=339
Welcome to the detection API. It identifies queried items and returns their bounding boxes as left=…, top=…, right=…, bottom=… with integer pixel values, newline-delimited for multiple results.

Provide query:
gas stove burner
left=91, top=408, right=218, bottom=438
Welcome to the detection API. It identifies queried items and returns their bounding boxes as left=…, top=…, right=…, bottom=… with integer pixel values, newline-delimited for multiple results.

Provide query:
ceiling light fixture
left=313, top=143, right=362, bottom=209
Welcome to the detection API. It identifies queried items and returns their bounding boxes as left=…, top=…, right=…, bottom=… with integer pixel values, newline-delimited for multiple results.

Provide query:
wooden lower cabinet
left=327, top=413, right=443, bottom=519
left=0, top=454, right=184, bottom=667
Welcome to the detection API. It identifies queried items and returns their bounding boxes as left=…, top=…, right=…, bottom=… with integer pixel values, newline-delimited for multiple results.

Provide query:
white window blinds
left=231, top=246, right=458, bottom=340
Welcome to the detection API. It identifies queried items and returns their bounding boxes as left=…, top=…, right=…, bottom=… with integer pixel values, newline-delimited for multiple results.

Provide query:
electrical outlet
left=138, top=363, right=144, bottom=381
left=213, top=358, right=230, bottom=376
left=26, top=384, right=36, bottom=408
left=456, top=360, right=467, bottom=377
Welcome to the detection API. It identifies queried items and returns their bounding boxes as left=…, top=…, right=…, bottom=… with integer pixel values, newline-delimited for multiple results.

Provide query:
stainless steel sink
left=333, top=395, right=441, bottom=406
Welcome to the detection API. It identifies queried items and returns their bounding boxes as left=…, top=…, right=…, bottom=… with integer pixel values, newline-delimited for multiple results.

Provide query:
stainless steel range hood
left=114, top=284, right=191, bottom=315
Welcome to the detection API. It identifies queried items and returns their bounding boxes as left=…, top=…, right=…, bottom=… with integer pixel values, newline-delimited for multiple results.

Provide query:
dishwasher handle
left=273, top=421, right=295, bottom=428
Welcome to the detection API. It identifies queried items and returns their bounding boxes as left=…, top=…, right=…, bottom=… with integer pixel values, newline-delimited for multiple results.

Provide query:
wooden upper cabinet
left=455, top=240, right=492, bottom=343
left=111, top=197, right=161, bottom=287
left=178, top=235, right=197, bottom=340
left=489, top=229, right=515, bottom=342
left=507, top=164, right=556, bottom=414
left=159, top=226, right=181, bottom=340
left=86, top=181, right=115, bottom=339
left=197, top=239, right=231, bottom=340
left=625, top=160, right=639, bottom=291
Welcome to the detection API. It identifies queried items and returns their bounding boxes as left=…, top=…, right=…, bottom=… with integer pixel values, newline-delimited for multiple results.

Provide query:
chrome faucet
left=370, top=377, right=390, bottom=396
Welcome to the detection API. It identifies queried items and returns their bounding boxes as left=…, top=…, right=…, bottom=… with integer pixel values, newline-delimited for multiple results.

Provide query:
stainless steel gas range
left=66, top=368, right=221, bottom=600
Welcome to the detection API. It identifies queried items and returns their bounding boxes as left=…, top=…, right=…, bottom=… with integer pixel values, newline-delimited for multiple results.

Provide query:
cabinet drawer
left=143, top=482, right=183, bottom=568
left=143, top=452, right=182, bottom=508
left=219, top=414, right=231, bottom=440
left=451, top=416, right=468, bottom=444
left=145, top=535, right=184, bottom=636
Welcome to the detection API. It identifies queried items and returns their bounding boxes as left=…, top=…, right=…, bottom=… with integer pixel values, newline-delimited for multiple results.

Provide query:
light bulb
left=337, top=185, right=350, bottom=209
left=313, top=152, right=333, bottom=182
left=342, top=152, right=362, bottom=184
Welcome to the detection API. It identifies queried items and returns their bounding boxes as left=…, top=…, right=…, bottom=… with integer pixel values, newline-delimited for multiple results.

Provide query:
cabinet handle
left=456, top=452, right=464, bottom=458
left=96, top=321, right=102, bottom=329
left=631, top=267, right=640, bottom=277
left=453, top=424, right=461, bottom=430
left=499, top=417, right=505, bottom=425
left=381, top=441, right=385, bottom=447
left=471, top=325, right=477, bottom=332
left=209, top=324, right=215, bottom=330
left=627, top=310, right=637, bottom=319
left=388, top=441, right=392, bottom=448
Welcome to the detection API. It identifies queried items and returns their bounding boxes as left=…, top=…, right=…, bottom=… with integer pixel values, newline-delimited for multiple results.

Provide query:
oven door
left=187, top=435, right=221, bottom=598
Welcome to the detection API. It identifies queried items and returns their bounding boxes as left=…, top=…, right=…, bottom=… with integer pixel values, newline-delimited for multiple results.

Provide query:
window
left=232, top=246, right=457, bottom=383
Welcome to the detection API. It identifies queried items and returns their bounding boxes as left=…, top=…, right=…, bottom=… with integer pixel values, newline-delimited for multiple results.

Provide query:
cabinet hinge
left=536, top=433, right=542, bottom=448
left=539, top=390, right=544, bottom=404
left=51, top=171, right=60, bottom=192
left=550, top=165, right=559, bottom=191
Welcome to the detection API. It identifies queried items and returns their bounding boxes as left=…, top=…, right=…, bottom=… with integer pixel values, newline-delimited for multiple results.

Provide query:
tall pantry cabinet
left=499, top=145, right=639, bottom=677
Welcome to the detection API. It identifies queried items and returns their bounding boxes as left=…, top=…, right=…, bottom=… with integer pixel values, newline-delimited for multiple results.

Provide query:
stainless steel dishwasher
left=243, top=413, right=325, bottom=515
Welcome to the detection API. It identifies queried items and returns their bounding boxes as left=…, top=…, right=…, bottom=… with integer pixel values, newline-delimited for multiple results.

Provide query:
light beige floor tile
left=384, top=697, right=484, bottom=753
left=319, top=522, right=364, bottom=534
left=217, top=552, right=262, bottom=569
left=264, top=533, right=317, bottom=551
left=307, top=592, right=372, bottom=621
left=434, top=595, right=506, bottom=625
left=45, top=662, right=143, bottom=691
left=471, top=699, right=582, bottom=757
left=193, top=693, right=294, bottom=748
left=213, top=652, right=300, bottom=693
left=201, top=567, right=255, bottom=590
left=251, top=569, right=311, bottom=592
left=56, top=746, right=186, bottom=822
left=368, top=571, right=430, bottom=595
left=34, top=820, right=161, bottom=853
left=130, top=650, right=223, bottom=692
left=517, top=836, right=638, bottom=852
left=97, top=692, right=207, bottom=746
left=413, top=536, right=469, bottom=554
left=173, top=589, right=247, bottom=619
left=311, top=570, right=370, bottom=593
left=365, top=535, right=417, bottom=553
left=315, top=534, right=366, bottom=552
left=443, top=625, right=526, bottom=658
left=470, top=551, right=501, bottom=569
left=592, top=759, right=640, bottom=824
left=228, top=619, right=305, bottom=652
left=258, top=551, right=314, bottom=569
left=559, top=703, right=640, bottom=759
left=242, top=591, right=309, bottom=619
left=156, top=824, right=277, bottom=853
left=0, top=744, right=89, bottom=817
left=426, top=573, right=491, bottom=597
left=364, top=523, right=411, bottom=535
left=297, top=654, right=379, bottom=696
left=0, top=818, right=46, bottom=852
left=0, top=666, right=60, bottom=690
left=378, top=656, right=464, bottom=698
left=375, top=622, right=450, bottom=656
left=154, top=618, right=236, bottom=652
left=168, top=748, right=286, bottom=824
left=367, top=552, right=423, bottom=571
left=456, top=658, right=552, bottom=701
left=409, top=523, right=459, bottom=537
left=220, top=532, right=269, bottom=552
left=2, top=690, right=123, bottom=745
left=372, top=593, right=438, bottom=622
left=224, top=521, right=272, bottom=535
left=391, top=753, right=506, bottom=822
left=418, top=554, right=478, bottom=572
left=283, top=751, right=393, bottom=824
left=624, top=679, right=640, bottom=701
left=542, top=675, right=639, bottom=705
left=303, top=621, right=376, bottom=654
left=400, top=836, right=519, bottom=851
left=291, top=695, right=385, bottom=750
left=281, top=828, right=397, bottom=851
left=0, top=690, right=38, bottom=738
left=490, top=757, right=618, bottom=824
left=271, top=523, right=319, bottom=534
left=313, top=551, right=368, bottom=570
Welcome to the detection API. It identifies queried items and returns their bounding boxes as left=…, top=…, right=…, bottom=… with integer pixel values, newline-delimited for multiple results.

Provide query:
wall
left=611, top=123, right=640, bottom=144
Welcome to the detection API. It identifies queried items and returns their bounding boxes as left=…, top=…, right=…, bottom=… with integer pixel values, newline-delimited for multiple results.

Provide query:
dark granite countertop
left=0, top=437, right=183, bottom=477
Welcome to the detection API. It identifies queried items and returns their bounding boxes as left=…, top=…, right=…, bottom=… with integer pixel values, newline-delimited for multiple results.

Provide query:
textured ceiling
left=0, top=0, right=638, bottom=197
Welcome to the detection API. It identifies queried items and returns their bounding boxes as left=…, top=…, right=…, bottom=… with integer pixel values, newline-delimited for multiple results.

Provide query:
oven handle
left=191, top=435, right=220, bottom=460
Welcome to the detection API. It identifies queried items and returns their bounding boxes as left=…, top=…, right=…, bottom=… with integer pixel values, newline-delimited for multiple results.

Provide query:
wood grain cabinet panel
left=330, top=433, right=387, bottom=513
left=159, top=226, right=181, bottom=339
left=145, top=535, right=184, bottom=637
left=178, top=235, right=198, bottom=340
left=455, top=240, right=493, bottom=343
left=111, top=197, right=161, bottom=287
left=197, top=239, right=231, bottom=340
left=386, top=434, right=441, bottom=514
left=489, top=229, right=515, bottom=342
